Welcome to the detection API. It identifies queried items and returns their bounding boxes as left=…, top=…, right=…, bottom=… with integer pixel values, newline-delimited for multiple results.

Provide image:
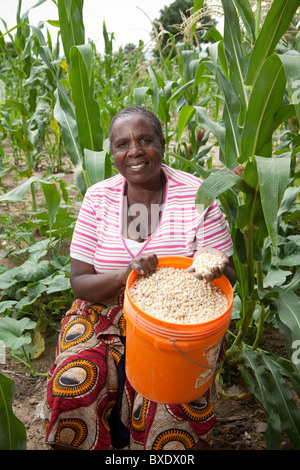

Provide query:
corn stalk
left=33, top=0, right=111, bottom=195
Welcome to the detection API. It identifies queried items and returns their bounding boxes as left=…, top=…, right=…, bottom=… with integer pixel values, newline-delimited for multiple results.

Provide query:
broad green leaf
left=245, top=0, right=300, bottom=86
left=43, top=274, right=71, bottom=294
left=0, top=301, right=17, bottom=314
left=0, top=373, right=27, bottom=450
left=239, top=54, right=286, bottom=163
left=69, top=44, right=103, bottom=153
left=256, top=156, right=290, bottom=253
left=278, top=51, right=300, bottom=126
left=84, top=149, right=111, bottom=186
left=15, top=258, right=52, bottom=282
left=263, top=268, right=292, bottom=288
left=0, top=317, right=35, bottom=350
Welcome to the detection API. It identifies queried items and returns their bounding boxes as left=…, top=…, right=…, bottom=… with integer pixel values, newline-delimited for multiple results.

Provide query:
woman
left=44, top=106, right=236, bottom=450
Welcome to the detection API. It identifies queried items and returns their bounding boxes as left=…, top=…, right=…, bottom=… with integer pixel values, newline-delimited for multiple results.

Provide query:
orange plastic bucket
left=124, top=256, right=233, bottom=404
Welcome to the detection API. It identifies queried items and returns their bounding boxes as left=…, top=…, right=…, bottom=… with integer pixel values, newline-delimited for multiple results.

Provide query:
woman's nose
left=127, top=141, right=142, bottom=156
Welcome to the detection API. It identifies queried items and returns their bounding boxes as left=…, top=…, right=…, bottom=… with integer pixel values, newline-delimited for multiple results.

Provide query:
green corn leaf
left=0, top=177, right=62, bottom=207
left=245, top=0, right=300, bottom=87
left=69, top=44, right=103, bottom=153
left=57, top=0, right=85, bottom=61
left=193, top=105, right=226, bottom=156
left=232, top=0, right=255, bottom=42
left=212, top=64, right=241, bottom=167
left=147, top=66, right=160, bottom=115
left=84, top=149, right=111, bottom=186
left=239, top=54, right=286, bottom=163
left=54, top=88, right=83, bottom=169
left=261, top=353, right=300, bottom=450
left=278, top=51, right=300, bottom=126
left=256, top=156, right=290, bottom=254
left=240, top=347, right=281, bottom=450
left=177, top=105, right=195, bottom=141
left=41, top=182, right=61, bottom=229
left=0, top=373, right=27, bottom=450
left=221, top=0, right=249, bottom=115
left=0, top=176, right=38, bottom=202
left=35, top=41, right=82, bottom=169
left=195, top=167, right=245, bottom=211
left=191, top=0, right=204, bottom=44
left=276, top=288, right=300, bottom=376
left=133, top=87, right=150, bottom=106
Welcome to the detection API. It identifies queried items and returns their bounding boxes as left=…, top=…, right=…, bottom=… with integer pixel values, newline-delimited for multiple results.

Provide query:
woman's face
left=110, top=113, right=165, bottom=188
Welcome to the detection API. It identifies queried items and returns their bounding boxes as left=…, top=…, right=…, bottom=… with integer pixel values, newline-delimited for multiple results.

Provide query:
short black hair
left=109, top=106, right=164, bottom=149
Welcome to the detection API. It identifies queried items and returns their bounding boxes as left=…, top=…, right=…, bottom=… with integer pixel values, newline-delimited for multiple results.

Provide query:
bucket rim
left=125, top=255, right=233, bottom=332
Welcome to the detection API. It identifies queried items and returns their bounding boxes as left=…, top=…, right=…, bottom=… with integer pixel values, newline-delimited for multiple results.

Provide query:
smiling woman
left=110, top=107, right=166, bottom=243
left=44, top=106, right=236, bottom=451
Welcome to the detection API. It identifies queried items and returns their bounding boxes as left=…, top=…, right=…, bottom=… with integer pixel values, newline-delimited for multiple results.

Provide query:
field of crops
left=0, top=0, right=300, bottom=451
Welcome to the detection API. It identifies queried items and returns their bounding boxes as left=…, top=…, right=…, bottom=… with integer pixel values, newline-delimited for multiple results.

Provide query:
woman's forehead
left=111, top=113, right=157, bottom=138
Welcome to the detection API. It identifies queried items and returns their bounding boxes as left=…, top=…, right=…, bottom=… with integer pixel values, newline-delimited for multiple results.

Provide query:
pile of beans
left=192, top=252, right=225, bottom=276
left=129, top=266, right=228, bottom=325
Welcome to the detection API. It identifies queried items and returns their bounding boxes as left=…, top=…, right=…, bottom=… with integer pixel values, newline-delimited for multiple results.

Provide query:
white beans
left=129, top=267, right=228, bottom=324
left=192, top=252, right=224, bottom=276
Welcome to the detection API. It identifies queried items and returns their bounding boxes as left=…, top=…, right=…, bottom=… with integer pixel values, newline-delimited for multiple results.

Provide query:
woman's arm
left=70, top=254, right=159, bottom=303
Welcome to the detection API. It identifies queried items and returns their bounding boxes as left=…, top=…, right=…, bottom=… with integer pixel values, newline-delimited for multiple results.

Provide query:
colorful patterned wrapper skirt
left=44, top=293, right=217, bottom=450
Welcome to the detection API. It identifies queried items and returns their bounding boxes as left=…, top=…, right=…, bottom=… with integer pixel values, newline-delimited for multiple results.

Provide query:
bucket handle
left=170, top=339, right=219, bottom=370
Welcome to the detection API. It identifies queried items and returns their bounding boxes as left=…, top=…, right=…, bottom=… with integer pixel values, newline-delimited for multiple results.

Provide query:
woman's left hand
left=187, top=248, right=229, bottom=283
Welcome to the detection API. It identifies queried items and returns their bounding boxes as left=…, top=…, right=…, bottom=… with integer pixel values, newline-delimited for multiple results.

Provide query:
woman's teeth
left=130, top=163, right=144, bottom=169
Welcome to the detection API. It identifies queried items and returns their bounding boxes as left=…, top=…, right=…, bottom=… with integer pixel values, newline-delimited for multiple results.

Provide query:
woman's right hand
left=70, top=254, right=159, bottom=303
left=121, top=253, right=158, bottom=283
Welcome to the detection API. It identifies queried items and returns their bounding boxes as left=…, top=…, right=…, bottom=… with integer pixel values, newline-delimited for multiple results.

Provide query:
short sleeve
left=70, top=189, right=98, bottom=265
left=196, top=201, right=233, bottom=257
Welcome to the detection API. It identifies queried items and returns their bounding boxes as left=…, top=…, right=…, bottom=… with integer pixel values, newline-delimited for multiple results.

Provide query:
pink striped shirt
left=70, top=165, right=233, bottom=273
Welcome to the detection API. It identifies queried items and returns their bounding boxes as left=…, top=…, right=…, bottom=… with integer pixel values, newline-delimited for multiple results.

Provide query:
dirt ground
left=1, top=324, right=294, bottom=452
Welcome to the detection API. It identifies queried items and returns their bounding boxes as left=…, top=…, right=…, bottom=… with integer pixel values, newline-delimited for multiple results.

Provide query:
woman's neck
left=126, top=171, right=165, bottom=207
left=123, top=171, right=165, bottom=242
